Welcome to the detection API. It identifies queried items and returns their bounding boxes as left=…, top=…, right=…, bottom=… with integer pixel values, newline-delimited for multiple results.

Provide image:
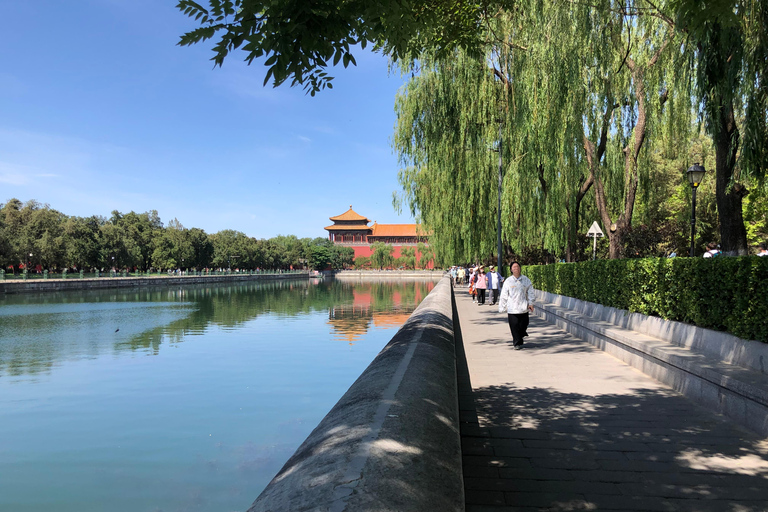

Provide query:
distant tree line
left=0, top=198, right=354, bottom=272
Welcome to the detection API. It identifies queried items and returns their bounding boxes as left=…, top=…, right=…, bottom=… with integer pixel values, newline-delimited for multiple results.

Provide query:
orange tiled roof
left=324, top=224, right=372, bottom=231
left=369, top=223, right=421, bottom=237
left=329, top=206, right=370, bottom=223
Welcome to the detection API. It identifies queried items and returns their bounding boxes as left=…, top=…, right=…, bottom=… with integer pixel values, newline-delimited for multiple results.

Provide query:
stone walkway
left=454, top=288, right=768, bottom=511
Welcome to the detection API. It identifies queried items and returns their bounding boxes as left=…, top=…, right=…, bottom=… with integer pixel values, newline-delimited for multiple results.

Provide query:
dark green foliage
left=354, top=255, right=371, bottom=269
left=524, top=257, right=768, bottom=342
left=330, top=245, right=355, bottom=269
left=176, top=0, right=489, bottom=95
left=0, top=197, right=352, bottom=272
left=399, top=246, right=417, bottom=269
left=370, top=242, right=395, bottom=269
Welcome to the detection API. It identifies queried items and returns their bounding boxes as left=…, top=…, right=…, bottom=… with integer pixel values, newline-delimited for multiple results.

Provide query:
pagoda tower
left=324, top=206, right=433, bottom=268
left=324, top=206, right=371, bottom=244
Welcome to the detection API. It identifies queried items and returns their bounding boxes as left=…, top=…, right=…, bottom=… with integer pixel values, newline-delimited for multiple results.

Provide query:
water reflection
left=328, top=280, right=434, bottom=342
left=0, top=278, right=436, bottom=377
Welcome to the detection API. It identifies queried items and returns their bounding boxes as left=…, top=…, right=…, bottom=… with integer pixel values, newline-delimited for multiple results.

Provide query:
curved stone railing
left=247, top=276, right=463, bottom=512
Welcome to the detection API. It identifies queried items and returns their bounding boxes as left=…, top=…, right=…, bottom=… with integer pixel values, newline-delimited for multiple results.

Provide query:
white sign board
left=587, top=221, right=604, bottom=237
left=587, top=221, right=604, bottom=261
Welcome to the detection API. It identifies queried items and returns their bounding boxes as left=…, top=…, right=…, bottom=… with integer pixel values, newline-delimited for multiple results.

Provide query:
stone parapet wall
left=0, top=273, right=309, bottom=295
left=247, top=276, right=463, bottom=512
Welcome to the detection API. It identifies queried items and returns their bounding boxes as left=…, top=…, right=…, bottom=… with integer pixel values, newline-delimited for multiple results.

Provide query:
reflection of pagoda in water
left=328, top=288, right=415, bottom=342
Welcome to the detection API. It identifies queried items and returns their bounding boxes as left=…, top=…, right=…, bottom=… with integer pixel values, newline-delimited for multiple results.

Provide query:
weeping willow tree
left=492, top=5, right=593, bottom=263
left=393, top=5, right=598, bottom=264
left=394, top=0, right=689, bottom=262
left=393, top=51, right=504, bottom=264
left=580, top=1, right=686, bottom=258
left=672, top=0, right=768, bottom=255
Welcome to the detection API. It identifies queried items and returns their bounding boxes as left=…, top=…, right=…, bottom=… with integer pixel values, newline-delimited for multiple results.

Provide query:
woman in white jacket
left=497, top=261, right=535, bottom=350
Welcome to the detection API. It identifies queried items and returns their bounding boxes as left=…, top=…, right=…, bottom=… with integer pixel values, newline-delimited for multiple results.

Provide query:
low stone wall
left=247, top=276, right=463, bottom=512
left=0, top=272, right=308, bottom=295
left=536, top=290, right=768, bottom=374
left=535, top=290, right=768, bottom=436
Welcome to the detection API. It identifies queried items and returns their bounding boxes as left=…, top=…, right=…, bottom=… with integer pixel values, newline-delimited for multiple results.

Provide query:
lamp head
left=687, top=162, right=706, bottom=188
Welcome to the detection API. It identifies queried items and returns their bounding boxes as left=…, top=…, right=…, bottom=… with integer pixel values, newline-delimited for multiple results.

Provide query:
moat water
left=0, top=277, right=436, bottom=512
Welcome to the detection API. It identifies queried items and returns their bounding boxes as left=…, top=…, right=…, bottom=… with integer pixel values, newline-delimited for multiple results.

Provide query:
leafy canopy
left=176, top=0, right=494, bottom=94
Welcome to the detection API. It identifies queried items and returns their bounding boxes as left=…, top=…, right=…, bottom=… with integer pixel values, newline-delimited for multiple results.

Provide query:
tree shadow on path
left=460, top=379, right=768, bottom=511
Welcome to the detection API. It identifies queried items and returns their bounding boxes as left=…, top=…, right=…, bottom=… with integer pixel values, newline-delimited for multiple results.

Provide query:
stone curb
left=247, top=276, right=464, bottom=512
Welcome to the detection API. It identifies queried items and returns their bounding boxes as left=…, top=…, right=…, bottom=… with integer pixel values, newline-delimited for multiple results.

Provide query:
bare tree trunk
left=714, top=100, right=749, bottom=255
left=585, top=95, right=616, bottom=257
left=588, top=34, right=670, bottom=259
left=565, top=173, right=593, bottom=262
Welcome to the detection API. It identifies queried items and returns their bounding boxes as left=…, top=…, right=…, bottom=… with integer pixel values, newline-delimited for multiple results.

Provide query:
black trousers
left=490, top=288, right=500, bottom=304
left=477, top=289, right=486, bottom=304
left=507, top=312, right=530, bottom=346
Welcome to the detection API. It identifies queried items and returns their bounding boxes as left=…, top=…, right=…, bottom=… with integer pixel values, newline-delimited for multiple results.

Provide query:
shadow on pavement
left=460, top=382, right=768, bottom=510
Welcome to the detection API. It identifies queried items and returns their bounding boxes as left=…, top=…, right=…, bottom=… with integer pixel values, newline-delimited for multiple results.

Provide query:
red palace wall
left=350, top=245, right=434, bottom=269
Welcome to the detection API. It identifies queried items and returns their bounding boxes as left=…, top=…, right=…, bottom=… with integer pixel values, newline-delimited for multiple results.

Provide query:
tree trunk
left=588, top=41, right=669, bottom=259
left=585, top=95, right=617, bottom=258
left=565, top=173, right=593, bottom=262
left=714, top=100, right=749, bottom=255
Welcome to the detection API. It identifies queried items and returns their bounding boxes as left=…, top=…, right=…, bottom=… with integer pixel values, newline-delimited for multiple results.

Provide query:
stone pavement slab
left=453, top=288, right=768, bottom=512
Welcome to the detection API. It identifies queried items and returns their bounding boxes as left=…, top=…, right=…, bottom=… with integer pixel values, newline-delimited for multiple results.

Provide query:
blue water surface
left=0, top=278, right=435, bottom=512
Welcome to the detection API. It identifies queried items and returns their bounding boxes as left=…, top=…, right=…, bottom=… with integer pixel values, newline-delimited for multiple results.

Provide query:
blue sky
left=0, top=0, right=413, bottom=239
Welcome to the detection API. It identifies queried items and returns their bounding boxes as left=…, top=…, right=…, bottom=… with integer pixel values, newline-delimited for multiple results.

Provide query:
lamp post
left=496, top=121, right=503, bottom=273
left=687, top=162, right=706, bottom=257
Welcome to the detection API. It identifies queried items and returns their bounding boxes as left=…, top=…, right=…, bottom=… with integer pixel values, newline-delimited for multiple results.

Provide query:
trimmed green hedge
left=523, top=257, right=768, bottom=343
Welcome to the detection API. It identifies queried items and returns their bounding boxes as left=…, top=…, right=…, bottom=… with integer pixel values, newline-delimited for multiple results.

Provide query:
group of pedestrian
left=451, top=240, right=767, bottom=351
left=464, top=265, right=503, bottom=305
left=453, top=262, right=536, bottom=351
left=449, top=266, right=469, bottom=286
left=702, top=241, right=768, bottom=257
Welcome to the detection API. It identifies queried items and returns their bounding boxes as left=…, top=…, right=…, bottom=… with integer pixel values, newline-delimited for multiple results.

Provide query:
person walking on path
left=757, top=242, right=768, bottom=257
left=475, top=268, right=488, bottom=305
left=498, top=261, right=535, bottom=349
left=486, top=266, right=503, bottom=305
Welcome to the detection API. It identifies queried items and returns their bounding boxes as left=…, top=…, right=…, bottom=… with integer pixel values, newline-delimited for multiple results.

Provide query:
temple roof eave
left=324, top=224, right=372, bottom=231
left=329, top=206, right=370, bottom=223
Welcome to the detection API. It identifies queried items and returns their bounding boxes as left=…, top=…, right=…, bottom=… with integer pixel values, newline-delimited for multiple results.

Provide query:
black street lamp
left=496, top=122, right=503, bottom=273
left=687, top=162, right=706, bottom=257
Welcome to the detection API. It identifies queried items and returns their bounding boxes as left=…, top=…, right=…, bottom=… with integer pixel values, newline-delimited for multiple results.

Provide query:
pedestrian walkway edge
left=535, top=290, right=768, bottom=437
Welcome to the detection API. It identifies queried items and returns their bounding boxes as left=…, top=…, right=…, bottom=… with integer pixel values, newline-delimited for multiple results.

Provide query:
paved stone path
left=454, top=289, right=768, bottom=511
